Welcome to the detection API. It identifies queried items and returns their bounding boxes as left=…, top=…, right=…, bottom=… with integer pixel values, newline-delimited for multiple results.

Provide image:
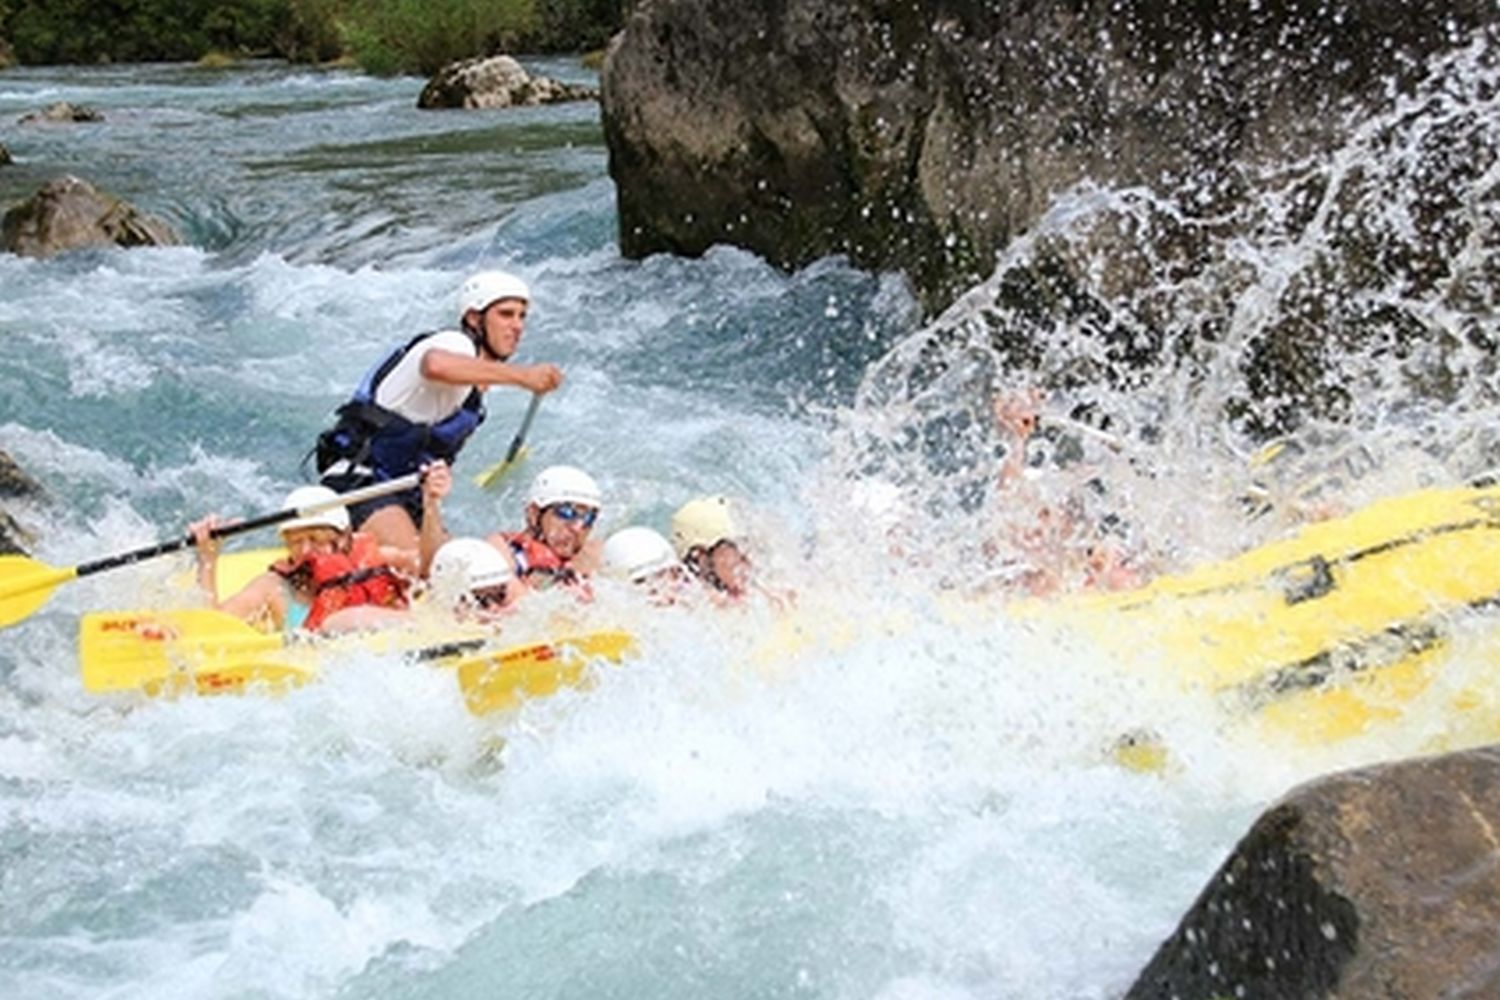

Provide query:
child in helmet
left=671, top=495, right=753, bottom=600
left=427, top=536, right=521, bottom=622
left=600, top=526, right=691, bottom=605
left=189, top=486, right=414, bottom=633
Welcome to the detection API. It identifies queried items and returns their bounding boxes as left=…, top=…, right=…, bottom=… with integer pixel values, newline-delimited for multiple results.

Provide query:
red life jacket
left=274, top=534, right=409, bottom=631
left=501, top=531, right=578, bottom=588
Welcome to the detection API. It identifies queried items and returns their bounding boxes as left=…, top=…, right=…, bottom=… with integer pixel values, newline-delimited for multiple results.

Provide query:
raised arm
left=421, top=349, right=563, bottom=396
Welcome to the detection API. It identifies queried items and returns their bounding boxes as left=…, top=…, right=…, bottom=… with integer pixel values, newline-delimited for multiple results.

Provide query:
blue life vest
left=313, top=332, right=487, bottom=482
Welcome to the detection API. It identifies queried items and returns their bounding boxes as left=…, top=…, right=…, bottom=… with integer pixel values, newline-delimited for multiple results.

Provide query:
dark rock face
left=0, top=143, right=11, bottom=167
left=1126, top=746, right=1500, bottom=999
left=418, top=55, right=598, bottom=110
left=1, top=175, right=180, bottom=258
left=604, top=0, right=1491, bottom=309
left=18, top=101, right=104, bottom=125
left=0, top=509, right=30, bottom=556
left=0, top=449, right=40, bottom=556
left=0, top=451, right=43, bottom=501
left=603, top=1, right=1497, bottom=435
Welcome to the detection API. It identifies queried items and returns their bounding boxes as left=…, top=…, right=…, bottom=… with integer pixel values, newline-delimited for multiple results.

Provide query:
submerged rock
left=1126, top=746, right=1500, bottom=999
left=18, top=101, right=104, bottom=125
left=0, top=449, right=40, bottom=556
left=1, top=174, right=180, bottom=258
left=0, top=451, right=42, bottom=500
left=0, top=510, right=29, bottom=556
left=418, top=55, right=597, bottom=110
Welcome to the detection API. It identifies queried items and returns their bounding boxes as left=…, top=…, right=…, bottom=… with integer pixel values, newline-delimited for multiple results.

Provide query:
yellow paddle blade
left=0, top=556, right=76, bottom=627
left=80, top=608, right=307, bottom=695
left=455, top=629, right=636, bottom=716
left=214, top=548, right=284, bottom=602
left=165, top=547, right=287, bottom=603
left=472, top=445, right=531, bottom=489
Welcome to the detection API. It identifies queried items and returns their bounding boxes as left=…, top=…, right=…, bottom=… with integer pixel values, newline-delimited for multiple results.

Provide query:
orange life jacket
left=274, top=534, right=409, bottom=631
left=501, top=531, right=578, bottom=587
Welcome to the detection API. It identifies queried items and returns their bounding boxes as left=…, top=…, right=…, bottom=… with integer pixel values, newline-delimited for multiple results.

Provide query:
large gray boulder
left=603, top=0, right=1493, bottom=310
left=1126, top=746, right=1500, bottom=999
left=1, top=175, right=180, bottom=258
left=418, top=55, right=597, bottom=110
left=602, top=1, right=1498, bottom=435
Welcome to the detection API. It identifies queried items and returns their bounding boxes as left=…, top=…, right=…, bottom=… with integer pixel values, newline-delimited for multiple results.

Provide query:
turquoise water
left=0, top=56, right=1493, bottom=999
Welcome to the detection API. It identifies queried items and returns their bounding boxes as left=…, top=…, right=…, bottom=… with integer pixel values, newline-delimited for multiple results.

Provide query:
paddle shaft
left=474, top=393, right=543, bottom=488
left=502, top=393, right=543, bottom=464
left=73, top=473, right=422, bottom=580
left=1047, top=415, right=1126, bottom=453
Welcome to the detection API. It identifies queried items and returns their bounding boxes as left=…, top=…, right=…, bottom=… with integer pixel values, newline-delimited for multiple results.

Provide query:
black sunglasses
left=470, top=584, right=509, bottom=609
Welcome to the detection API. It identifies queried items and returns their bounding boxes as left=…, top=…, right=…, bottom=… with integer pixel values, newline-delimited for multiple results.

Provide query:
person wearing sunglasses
left=413, top=460, right=602, bottom=594
left=600, top=525, right=692, bottom=605
left=427, top=536, right=520, bottom=621
left=485, top=464, right=603, bottom=590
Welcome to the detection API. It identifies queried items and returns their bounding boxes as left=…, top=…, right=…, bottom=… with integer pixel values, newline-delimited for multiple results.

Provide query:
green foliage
left=201, top=0, right=287, bottom=53
left=0, top=0, right=626, bottom=65
left=2, top=0, right=291, bottom=63
left=339, top=0, right=537, bottom=76
left=528, top=0, right=626, bottom=52
left=280, top=0, right=345, bottom=63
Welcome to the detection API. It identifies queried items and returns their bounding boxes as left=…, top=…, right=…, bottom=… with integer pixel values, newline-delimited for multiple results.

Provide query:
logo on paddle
left=98, top=617, right=180, bottom=642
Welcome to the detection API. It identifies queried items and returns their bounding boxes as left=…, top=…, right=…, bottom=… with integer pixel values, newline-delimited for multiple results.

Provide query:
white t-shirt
left=372, top=329, right=478, bottom=423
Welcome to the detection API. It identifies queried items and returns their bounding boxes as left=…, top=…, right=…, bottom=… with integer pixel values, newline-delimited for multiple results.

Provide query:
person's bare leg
left=359, top=505, right=420, bottom=561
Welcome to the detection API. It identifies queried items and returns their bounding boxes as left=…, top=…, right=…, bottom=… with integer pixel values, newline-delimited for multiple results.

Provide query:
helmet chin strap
left=464, top=308, right=513, bottom=362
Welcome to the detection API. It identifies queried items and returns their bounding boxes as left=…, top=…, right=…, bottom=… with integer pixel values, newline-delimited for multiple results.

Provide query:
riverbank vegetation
left=0, top=0, right=628, bottom=72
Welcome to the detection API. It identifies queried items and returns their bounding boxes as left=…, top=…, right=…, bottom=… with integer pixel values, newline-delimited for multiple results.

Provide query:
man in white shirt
left=313, top=270, right=562, bottom=554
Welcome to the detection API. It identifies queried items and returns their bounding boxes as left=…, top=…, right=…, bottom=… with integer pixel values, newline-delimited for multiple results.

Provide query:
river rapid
left=0, top=56, right=1495, bottom=999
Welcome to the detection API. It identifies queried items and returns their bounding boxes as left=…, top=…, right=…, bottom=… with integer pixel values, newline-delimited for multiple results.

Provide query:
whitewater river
left=0, top=57, right=1493, bottom=999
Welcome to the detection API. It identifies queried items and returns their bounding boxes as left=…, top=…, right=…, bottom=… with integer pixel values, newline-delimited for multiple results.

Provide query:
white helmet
left=278, top=485, right=351, bottom=536
left=601, top=526, right=680, bottom=583
left=458, top=270, right=530, bottom=316
left=429, top=537, right=516, bottom=605
left=528, top=465, right=602, bottom=510
left=670, top=495, right=739, bottom=557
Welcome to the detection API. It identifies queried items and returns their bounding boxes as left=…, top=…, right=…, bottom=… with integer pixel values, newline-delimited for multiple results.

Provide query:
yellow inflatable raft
left=77, top=481, right=1500, bottom=746
left=79, top=599, right=635, bottom=717
left=1018, top=480, right=1500, bottom=751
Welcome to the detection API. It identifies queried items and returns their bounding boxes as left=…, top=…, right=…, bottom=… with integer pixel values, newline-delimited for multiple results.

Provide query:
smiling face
left=278, top=526, right=344, bottom=560
left=529, top=502, right=598, bottom=561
